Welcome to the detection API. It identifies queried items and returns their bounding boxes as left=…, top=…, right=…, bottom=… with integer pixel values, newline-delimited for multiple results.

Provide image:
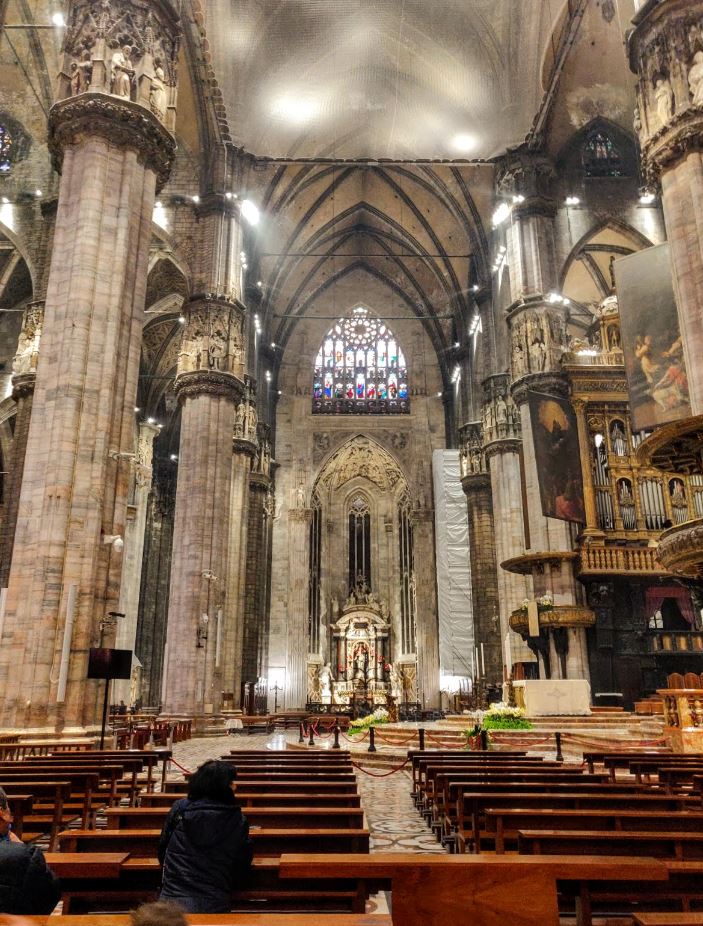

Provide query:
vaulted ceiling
left=205, top=0, right=568, bottom=160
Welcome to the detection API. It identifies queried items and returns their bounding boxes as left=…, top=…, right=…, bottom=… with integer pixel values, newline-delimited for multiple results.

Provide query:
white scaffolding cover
left=432, top=450, right=474, bottom=683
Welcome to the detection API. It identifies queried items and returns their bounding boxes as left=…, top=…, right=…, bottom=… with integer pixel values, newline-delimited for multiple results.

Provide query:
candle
left=480, top=643, right=485, bottom=676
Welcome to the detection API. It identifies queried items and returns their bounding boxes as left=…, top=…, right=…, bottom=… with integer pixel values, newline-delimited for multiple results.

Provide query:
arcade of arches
left=1, top=0, right=703, bottom=736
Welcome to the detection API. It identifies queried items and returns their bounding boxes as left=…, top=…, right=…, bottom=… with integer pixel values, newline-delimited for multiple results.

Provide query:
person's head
left=0, top=787, right=13, bottom=835
left=131, top=901, right=187, bottom=926
left=187, top=760, right=237, bottom=803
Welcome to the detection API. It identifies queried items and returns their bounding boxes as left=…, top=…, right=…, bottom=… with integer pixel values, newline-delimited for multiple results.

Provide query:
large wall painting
left=614, top=244, right=691, bottom=431
left=528, top=392, right=585, bottom=524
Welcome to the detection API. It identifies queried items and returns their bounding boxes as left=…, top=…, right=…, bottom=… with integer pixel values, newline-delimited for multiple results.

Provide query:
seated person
left=158, top=760, right=253, bottom=913
left=0, top=788, right=60, bottom=914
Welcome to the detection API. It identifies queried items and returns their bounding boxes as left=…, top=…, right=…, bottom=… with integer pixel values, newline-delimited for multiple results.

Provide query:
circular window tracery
left=313, top=307, right=409, bottom=415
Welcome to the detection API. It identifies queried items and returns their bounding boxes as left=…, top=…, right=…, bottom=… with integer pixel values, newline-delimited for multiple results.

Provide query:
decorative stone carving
left=12, top=303, right=44, bottom=376
left=177, top=297, right=244, bottom=380
left=629, top=1, right=703, bottom=181
left=459, top=423, right=486, bottom=478
left=658, top=517, right=703, bottom=578
left=481, top=374, right=521, bottom=444
left=317, top=436, right=406, bottom=493
left=690, top=51, right=703, bottom=106
left=509, top=303, right=567, bottom=381
left=59, top=0, right=180, bottom=130
left=48, top=94, right=176, bottom=191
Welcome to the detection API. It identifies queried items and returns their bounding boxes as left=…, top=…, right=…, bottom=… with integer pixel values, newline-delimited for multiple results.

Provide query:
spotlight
left=565, top=196, right=581, bottom=206
left=639, top=191, right=656, bottom=205
left=147, top=417, right=156, bottom=425
left=178, top=315, right=186, bottom=324
left=492, top=202, right=511, bottom=227
left=35, top=189, right=42, bottom=198
left=51, top=11, right=66, bottom=26
left=191, top=195, right=200, bottom=204
left=134, top=406, right=140, bottom=413
left=241, top=199, right=260, bottom=226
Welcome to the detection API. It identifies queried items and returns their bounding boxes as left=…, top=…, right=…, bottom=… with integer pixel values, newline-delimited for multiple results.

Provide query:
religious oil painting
left=615, top=243, right=691, bottom=431
left=528, top=393, right=585, bottom=524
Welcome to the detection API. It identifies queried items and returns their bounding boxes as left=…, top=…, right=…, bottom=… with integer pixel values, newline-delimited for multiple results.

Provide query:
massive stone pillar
left=0, top=0, right=179, bottom=732
left=113, top=421, right=158, bottom=705
left=161, top=297, right=246, bottom=727
left=481, top=377, right=533, bottom=674
left=459, top=423, right=502, bottom=684
left=0, top=303, right=44, bottom=588
left=630, top=0, right=703, bottom=414
left=241, top=433, right=273, bottom=700
left=413, top=507, right=441, bottom=710
left=224, top=390, right=258, bottom=707
left=287, top=506, right=312, bottom=709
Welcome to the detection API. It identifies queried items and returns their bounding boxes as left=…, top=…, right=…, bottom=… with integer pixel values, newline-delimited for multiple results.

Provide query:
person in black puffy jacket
left=158, top=760, right=253, bottom=913
left=0, top=842, right=61, bottom=914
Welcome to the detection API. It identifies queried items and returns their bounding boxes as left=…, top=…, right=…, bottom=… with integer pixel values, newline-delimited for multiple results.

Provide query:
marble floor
left=172, top=731, right=447, bottom=855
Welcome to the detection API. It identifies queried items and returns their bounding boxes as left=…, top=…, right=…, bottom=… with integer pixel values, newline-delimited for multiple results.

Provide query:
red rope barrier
left=169, top=757, right=193, bottom=776
left=374, top=731, right=419, bottom=746
left=342, top=730, right=369, bottom=742
left=352, top=757, right=411, bottom=777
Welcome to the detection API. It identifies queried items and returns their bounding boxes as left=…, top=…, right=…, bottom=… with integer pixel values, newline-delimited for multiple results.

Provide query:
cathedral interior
left=1, top=0, right=703, bottom=735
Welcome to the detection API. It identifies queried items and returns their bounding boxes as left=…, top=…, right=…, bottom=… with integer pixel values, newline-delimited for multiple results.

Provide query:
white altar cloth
left=514, top=679, right=591, bottom=716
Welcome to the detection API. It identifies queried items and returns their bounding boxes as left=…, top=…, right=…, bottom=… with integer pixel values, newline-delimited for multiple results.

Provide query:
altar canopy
left=433, top=450, right=474, bottom=684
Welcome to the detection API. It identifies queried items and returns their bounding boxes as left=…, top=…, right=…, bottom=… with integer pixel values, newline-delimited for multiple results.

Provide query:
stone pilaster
left=0, top=0, right=179, bottom=730
left=412, top=507, right=441, bottom=709
left=113, top=421, right=159, bottom=705
left=459, top=423, right=502, bottom=683
left=629, top=0, right=703, bottom=413
left=287, top=507, right=312, bottom=709
left=0, top=303, right=44, bottom=588
left=134, top=458, right=176, bottom=707
left=161, top=297, right=246, bottom=728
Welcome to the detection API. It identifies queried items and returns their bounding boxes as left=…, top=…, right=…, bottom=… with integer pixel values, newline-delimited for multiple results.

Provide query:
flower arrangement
left=480, top=702, right=532, bottom=731
left=348, top=707, right=390, bottom=734
left=516, top=593, right=554, bottom=614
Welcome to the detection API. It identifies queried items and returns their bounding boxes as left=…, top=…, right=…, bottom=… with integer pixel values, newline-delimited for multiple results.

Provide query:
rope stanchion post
left=480, top=729, right=488, bottom=752
left=555, top=731, right=564, bottom=763
left=308, top=722, right=315, bottom=747
left=368, top=726, right=377, bottom=753
left=298, top=721, right=305, bottom=744
left=333, top=720, right=340, bottom=749
left=419, top=727, right=425, bottom=751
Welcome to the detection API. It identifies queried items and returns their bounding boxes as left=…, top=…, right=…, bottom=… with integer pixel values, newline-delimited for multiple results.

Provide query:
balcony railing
left=579, top=544, right=665, bottom=576
left=650, top=631, right=703, bottom=656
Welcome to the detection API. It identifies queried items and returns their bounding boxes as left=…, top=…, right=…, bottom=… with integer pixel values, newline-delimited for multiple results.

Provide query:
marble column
left=161, top=297, right=246, bottom=727
left=459, top=424, right=502, bottom=683
left=224, top=427, right=256, bottom=707
left=0, top=0, right=179, bottom=732
left=287, top=507, right=312, bottom=709
left=412, top=508, right=441, bottom=710
left=113, top=421, right=159, bottom=705
left=0, top=303, right=44, bottom=588
left=629, top=0, right=703, bottom=413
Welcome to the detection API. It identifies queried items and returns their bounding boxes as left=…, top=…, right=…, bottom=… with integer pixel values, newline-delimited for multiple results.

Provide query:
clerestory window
left=313, top=307, right=409, bottom=415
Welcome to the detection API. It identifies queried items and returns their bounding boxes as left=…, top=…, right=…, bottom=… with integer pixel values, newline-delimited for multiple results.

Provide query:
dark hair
left=187, top=760, right=237, bottom=803
left=132, top=901, right=187, bottom=926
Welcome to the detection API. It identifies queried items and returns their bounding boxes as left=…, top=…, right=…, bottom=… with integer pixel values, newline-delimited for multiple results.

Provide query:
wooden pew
left=1, top=792, right=34, bottom=839
left=484, top=809, right=703, bottom=853
left=58, top=827, right=371, bottom=857
left=165, top=779, right=359, bottom=795
left=20, top=755, right=148, bottom=804
left=1, top=769, right=101, bottom=830
left=0, top=779, right=73, bottom=848
left=634, top=915, right=703, bottom=926
left=582, top=750, right=672, bottom=776
left=140, top=790, right=361, bottom=809
left=104, top=806, right=366, bottom=831
left=2, top=762, right=135, bottom=810
left=45, top=853, right=129, bottom=878
left=518, top=829, right=703, bottom=859
left=0, top=740, right=93, bottom=760
left=450, top=790, right=700, bottom=853
left=410, top=752, right=536, bottom=800
left=279, top=853, right=668, bottom=926
left=43, top=748, right=171, bottom=792
left=28, top=914, right=388, bottom=925
left=181, top=771, right=358, bottom=783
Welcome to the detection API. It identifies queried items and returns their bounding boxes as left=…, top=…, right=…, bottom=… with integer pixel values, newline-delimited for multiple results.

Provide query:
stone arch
left=560, top=220, right=654, bottom=305
left=313, top=434, right=409, bottom=500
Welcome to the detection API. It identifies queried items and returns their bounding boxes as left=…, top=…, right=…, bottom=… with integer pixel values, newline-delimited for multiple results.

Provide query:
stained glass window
left=313, top=307, right=409, bottom=415
left=582, top=130, right=622, bottom=178
left=0, top=125, right=12, bottom=174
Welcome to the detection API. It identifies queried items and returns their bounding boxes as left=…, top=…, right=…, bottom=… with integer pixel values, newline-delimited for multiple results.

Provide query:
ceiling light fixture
left=492, top=202, right=511, bottom=228
left=241, top=200, right=260, bottom=226
left=565, top=196, right=581, bottom=206
left=51, top=11, right=66, bottom=26
left=452, top=133, right=477, bottom=154
left=639, top=191, right=656, bottom=204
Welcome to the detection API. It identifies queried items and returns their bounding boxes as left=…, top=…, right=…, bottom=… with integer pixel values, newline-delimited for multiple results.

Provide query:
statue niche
left=328, top=574, right=391, bottom=706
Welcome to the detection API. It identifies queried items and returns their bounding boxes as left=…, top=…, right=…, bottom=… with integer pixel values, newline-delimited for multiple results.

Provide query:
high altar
left=314, top=578, right=393, bottom=706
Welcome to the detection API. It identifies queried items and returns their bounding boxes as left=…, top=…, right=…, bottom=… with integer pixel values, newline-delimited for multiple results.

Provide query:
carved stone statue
left=111, top=45, right=135, bottom=99
left=654, top=77, right=673, bottom=128
left=13, top=305, right=43, bottom=375
left=295, top=483, right=306, bottom=508
left=235, top=403, right=246, bottom=437
left=389, top=663, right=403, bottom=702
left=319, top=662, right=332, bottom=701
left=150, top=60, right=168, bottom=121
left=246, top=404, right=258, bottom=438
left=690, top=52, right=703, bottom=107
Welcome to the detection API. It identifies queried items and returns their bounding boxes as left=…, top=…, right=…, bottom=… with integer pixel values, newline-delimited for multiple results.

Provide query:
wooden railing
left=579, top=544, right=664, bottom=576
left=650, top=631, right=703, bottom=656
